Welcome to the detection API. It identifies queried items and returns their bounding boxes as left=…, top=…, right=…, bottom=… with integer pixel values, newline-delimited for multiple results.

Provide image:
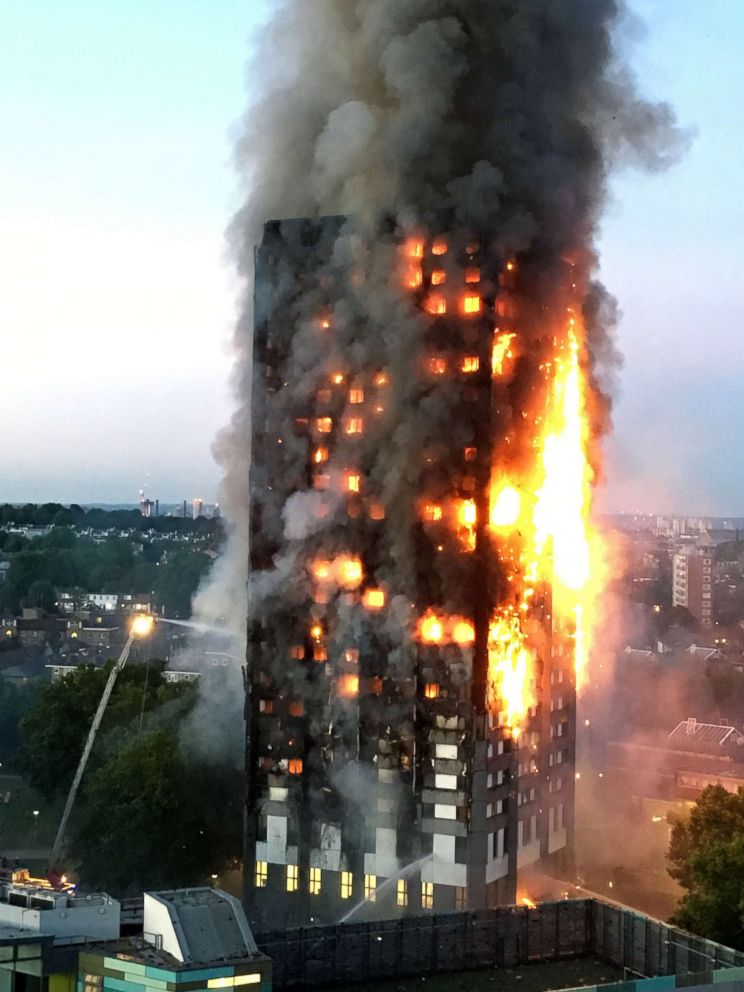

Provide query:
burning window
left=255, top=861, right=268, bottom=888
left=424, top=683, right=440, bottom=700
left=364, top=874, right=377, bottom=903
left=345, top=417, right=364, bottom=435
left=459, top=499, right=477, bottom=525
left=364, top=588, right=385, bottom=610
left=310, top=623, right=323, bottom=640
left=339, top=673, right=360, bottom=697
left=286, top=865, right=298, bottom=892
left=492, top=332, right=516, bottom=377
left=461, top=356, right=480, bottom=373
left=316, top=417, right=333, bottom=434
left=313, top=446, right=328, bottom=465
left=422, top=503, right=443, bottom=523
left=455, top=886, right=467, bottom=910
left=465, top=268, right=481, bottom=284
left=462, top=294, right=482, bottom=315
left=345, top=648, right=359, bottom=664
left=337, top=555, right=363, bottom=588
left=331, top=372, right=345, bottom=385
left=453, top=620, right=475, bottom=645
left=464, top=446, right=477, bottom=462
left=309, top=867, right=321, bottom=895
left=425, top=293, right=447, bottom=315
left=405, top=238, right=424, bottom=259
left=432, top=239, right=448, bottom=256
left=313, top=474, right=330, bottom=491
left=421, top=882, right=434, bottom=910
left=428, top=357, right=447, bottom=375
left=369, top=502, right=386, bottom=521
left=349, top=387, right=364, bottom=405
left=259, top=699, right=274, bottom=714
left=290, top=645, right=304, bottom=660
left=368, top=676, right=383, bottom=695
left=404, top=263, right=423, bottom=290
left=313, top=645, right=327, bottom=662
left=345, top=472, right=361, bottom=493
left=396, top=879, right=408, bottom=907
left=312, top=560, right=331, bottom=582
left=288, top=758, right=303, bottom=775
left=341, top=871, right=353, bottom=900
left=420, top=614, right=444, bottom=644
left=374, top=372, right=389, bottom=387
left=318, top=317, right=331, bottom=331
left=431, top=270, right=446, bottom=286
left=288, top=701, right=305, bottom=717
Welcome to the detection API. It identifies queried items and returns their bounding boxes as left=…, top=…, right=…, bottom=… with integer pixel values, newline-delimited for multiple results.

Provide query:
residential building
left=244, top=218, right=575, bottom=928
left=673, top=548, right=715, bottom=627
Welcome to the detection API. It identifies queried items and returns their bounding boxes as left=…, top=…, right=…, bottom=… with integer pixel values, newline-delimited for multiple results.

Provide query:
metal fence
left=257, top=899, right=593, bottom=988
left=256, top=898, right=744, bottom=990
left=590, top=900, right=744, bottom=979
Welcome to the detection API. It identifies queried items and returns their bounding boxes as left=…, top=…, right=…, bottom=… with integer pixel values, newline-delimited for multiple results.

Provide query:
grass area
left=0, top=773, right=61, bottom=855
left=322, top=958, right=624, bottom=992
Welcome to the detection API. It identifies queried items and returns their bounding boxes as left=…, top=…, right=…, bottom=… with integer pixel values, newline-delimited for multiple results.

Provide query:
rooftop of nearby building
left=668, top=718, right=744, bottom=750
left=142, top=888, right=260, bottom=966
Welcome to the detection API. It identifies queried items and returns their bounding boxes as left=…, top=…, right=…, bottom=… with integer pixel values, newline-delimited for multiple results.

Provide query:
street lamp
left=50, top=615, right=155, bottom=865
left=33, top=810, right=39, bottom=844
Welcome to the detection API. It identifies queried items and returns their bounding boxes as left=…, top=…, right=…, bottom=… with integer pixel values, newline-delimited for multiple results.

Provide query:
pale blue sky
left=0, top=1, right=742, bottom=514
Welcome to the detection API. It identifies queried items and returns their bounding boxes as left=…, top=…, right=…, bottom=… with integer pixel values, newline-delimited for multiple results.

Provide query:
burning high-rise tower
left=219, top=1, right=685, bottom=932
left=242, top=211, right=610, bottom=926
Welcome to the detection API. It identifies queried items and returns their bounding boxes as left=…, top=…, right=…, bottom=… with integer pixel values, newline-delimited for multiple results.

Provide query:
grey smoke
left=185, top=0, right=688, bottom=769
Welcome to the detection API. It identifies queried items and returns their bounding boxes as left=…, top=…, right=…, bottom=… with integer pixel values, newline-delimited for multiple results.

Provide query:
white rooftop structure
left=0, top=875, right=119, bottom=941
left=143, top=888, right=258, bottom=965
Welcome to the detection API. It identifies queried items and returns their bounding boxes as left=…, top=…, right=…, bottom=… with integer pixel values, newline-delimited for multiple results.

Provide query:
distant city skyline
left=1, top=1, right=743, bottom=513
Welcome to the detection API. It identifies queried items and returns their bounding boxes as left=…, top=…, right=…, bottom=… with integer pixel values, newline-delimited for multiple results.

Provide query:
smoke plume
left=190, top=2, right=687, bottom=776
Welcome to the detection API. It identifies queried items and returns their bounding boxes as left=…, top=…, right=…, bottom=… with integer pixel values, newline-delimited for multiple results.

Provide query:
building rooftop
left=143, top=888, right=260, bottom=965
left=668, top=718, right=744, bottom=751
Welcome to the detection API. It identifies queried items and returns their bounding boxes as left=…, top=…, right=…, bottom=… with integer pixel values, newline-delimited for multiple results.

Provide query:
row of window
left=255, top=862, right=465, bottom=908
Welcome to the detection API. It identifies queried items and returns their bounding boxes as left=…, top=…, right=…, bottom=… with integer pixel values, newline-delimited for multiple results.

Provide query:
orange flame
left=416, top=611, right=475, bottom=647
left=490, top=483, right=521, bottom=530
left=487, top=609, right=535, bottom=737
left=339, top=673, right=360, bottom=698
left=492, top=332, right=516, bottom=377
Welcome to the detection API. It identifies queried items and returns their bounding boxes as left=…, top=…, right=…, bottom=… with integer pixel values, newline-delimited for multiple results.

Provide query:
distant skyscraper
left=193, top=498, right=204, bottom=520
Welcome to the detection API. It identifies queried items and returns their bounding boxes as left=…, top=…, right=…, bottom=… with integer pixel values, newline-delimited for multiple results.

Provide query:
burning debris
left=193, top=0, right=689, bottom=925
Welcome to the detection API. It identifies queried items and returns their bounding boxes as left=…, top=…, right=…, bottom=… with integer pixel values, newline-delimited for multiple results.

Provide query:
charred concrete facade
left=244, top=217, right=576, bottom=930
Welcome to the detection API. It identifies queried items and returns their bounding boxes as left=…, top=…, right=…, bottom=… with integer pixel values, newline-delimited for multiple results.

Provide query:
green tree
left=19, top=662, right=194, bottom=799
left=0, top=679, right=37, bottom=766
left=25, top=579, right=57, bottom=612
left=669, top=786, right=744, bottom=947
left=69, top=731, right=242, bottom=893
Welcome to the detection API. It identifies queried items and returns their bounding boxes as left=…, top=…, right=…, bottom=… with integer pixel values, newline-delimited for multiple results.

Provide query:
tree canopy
left=69, top=730, right=242, bottom=893
left=18, top=662, right=242, bottom=893
left=669, top=785, right=744, bottom=948
left=19, top=662, right=194, bottom=799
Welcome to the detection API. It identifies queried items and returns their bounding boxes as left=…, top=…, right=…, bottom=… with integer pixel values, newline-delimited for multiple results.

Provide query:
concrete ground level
left=321, top=957, right=624, bottom=992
